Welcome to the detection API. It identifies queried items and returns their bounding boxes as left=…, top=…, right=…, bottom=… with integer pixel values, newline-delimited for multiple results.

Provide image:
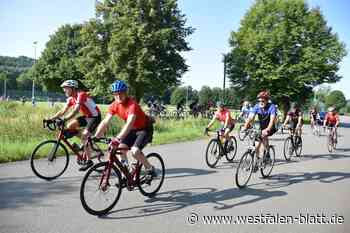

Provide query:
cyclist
left=239, top=101, right=252, bottom=122
left=242, top=91, right=277, bottom=170
left=283, top=103, right=303, bottom=137
left=309, top=106, right=318, bottom=129
left=205, top=101, right=235, bottom=145
left=48, top=80, right=101, bottom=171
left=323, top=106, right=340, bottom=143
left=93, top=80, right=155, bottom=178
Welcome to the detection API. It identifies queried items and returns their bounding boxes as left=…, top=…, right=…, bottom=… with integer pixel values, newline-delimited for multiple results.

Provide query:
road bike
left=283, top=126, right=303, bottom=161
left=235, top=128, right=275, bottom=188
left=30, top=119, right=106, bottom=180
left=80, top=137, right=165, bottom=216
left=204, top=129, right=238, bottom=168
left=326, top=126, right=337, bottom=152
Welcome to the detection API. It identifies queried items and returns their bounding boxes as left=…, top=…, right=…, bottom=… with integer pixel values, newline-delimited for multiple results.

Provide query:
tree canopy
left=226, top=0, right=347, bottom=113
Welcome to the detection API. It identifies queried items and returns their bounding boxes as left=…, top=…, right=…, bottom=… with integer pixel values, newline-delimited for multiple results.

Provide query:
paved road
left=1, top=117, right=350, bottom=233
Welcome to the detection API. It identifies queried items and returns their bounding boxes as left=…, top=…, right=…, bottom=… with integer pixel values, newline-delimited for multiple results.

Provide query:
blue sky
left=1, top=0, right=349, bottom=98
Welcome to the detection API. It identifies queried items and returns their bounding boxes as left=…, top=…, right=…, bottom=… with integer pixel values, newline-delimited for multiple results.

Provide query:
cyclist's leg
left=130, top=130, right=152, bottom=169
left=65, top=118, right=81, bottom=137
left=83, top=115, right=102, bottom=160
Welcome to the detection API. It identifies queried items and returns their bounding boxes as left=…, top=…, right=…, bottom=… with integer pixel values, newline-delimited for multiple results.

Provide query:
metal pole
left=222, top=54, right=227, bottom=102
left=32, top=41, right=37, bottom=100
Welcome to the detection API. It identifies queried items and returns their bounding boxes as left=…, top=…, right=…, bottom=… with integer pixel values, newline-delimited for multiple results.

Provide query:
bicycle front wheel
left=225, top=136, right=237, bottom=162
left=238, top=125, right=245, bottom=141
left=235, top=151, right=254, bottom=188
left=283, top=137, right=293, bottom=161
left=327, top=134, right=334, bottom=153
left=137, top=153, right=165, bottom=197
left=30, top=140, right=69, bottom=180
left=295, top=136, right=302, bottom=157
left=260, top=146, right=275, bottom=178
left=205, top=139, right=222, bottom=168
left=80, top=162, right=122, bottom=216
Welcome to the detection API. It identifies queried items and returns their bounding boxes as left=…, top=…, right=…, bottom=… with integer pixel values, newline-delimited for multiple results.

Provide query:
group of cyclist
left=204, top=90, right=341, bottom=170
left=47, top=78, right=341, bottom=174
left=47, top=79, right=155, bottom=178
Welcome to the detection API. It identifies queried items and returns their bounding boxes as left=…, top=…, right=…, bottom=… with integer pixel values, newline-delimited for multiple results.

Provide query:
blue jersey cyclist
left=242, top=91, right=277, bottom=169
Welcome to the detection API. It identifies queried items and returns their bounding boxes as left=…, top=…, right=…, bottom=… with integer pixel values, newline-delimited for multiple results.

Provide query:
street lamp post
left=222, top=53, right=227, bottom=102
left=32, top=41, right=37, bottom=100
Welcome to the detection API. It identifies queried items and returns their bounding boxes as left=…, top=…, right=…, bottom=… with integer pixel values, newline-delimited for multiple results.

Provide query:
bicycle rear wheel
left=80, top=162, right=122, bottom=216
left=30, top=140, right=69, bottom=180
left=235, top=151, right=254, bottom=188
left=260, top=146, right=275, bottom=178
left=137, top=153, right=165, bottom=197
left=205, top=139, right=222, bottom=168
left=225, top=136, right=237, bottom=162
left=283, top=137, right=293, bottom=161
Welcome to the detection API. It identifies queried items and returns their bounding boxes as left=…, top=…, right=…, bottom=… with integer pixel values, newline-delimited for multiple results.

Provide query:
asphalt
left=0, top=116, right=350, bottom=233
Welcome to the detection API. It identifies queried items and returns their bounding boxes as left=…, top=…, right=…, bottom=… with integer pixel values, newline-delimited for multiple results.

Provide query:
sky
left=1, top=0, right=349, bottom=98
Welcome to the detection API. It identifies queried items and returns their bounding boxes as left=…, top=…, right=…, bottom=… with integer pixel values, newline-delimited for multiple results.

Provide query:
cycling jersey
left=67, top=91, right=100, bottom=117
left=241, top=106, right=252, bottom=119
left=108, top=97, right=149, bottom=130
left=215, top=108, right=234, bottom=125
left=310, top=110, right=318, bottom=121
left=288, top=109, right=303, bottom=123
left=325, top=112, right=339, bottom=126
left=252, top=103, right=277, bottom=131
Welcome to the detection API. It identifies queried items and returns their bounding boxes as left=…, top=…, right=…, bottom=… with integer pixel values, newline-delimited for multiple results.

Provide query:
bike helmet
left=257, top=91, right=270, bottom=100
left=216, top=101, right=224, bottom=108
left=111, top=80, right=128, bottom=93
left=60, top=80, right=78, bottom=89
left=328, top=106, right=336, bottom=112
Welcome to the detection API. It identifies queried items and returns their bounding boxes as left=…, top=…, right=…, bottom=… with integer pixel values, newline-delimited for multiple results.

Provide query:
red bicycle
left=80, top=137, right=165, bottom=216
left=30, top=119, right=106, bottom=180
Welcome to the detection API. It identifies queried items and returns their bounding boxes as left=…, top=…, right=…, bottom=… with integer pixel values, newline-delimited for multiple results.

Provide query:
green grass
left=0, top=101, right=212, bottom=163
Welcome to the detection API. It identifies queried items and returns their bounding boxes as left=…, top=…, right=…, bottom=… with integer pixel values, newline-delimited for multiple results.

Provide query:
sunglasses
left=258, top=99, right=267, bottom=103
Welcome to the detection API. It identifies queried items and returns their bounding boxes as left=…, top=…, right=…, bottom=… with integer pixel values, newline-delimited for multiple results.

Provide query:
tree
left=170, top=86, right=187, bottom=105
left=103, top=0, right=194, bottom=101
left=227, top=0, right=347, bottom=115
left=314, top=85, right=332, bottom=104
left=325, top=90, right=347, bottom=110
left=31, top=24, right=84, bottom=92
left=198, top=86, right=212, bottom=106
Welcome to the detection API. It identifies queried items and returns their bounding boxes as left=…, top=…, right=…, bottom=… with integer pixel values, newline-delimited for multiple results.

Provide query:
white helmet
left=60, top=80, right=78, bottom=89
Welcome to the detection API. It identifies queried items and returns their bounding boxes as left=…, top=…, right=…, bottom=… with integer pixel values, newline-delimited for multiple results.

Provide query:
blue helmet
left=111, top=80, right=127, bottom=93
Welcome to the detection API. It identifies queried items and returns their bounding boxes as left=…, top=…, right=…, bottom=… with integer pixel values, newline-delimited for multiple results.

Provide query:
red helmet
left=257, top=91, right=270, bottom=100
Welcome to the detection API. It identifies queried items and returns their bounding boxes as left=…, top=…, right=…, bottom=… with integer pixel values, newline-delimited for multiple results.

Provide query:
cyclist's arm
left=94, top=113, right=113, bottom=138
left=207, top=115, right=217, bottom=129
left=336, top=115, right=340, bottom=127
left=49, top=103, right=70, bottom=119
left=323, top=114, right=328, bottom=127
left=117, top=114, right=136, bottom=140
left=243, top=113, right=255, bottom=128
left=296, top=115, right=303, bottom=128
left=283, top=115, right=290, bottom=126
left=64, top=104, right=80, bottom=121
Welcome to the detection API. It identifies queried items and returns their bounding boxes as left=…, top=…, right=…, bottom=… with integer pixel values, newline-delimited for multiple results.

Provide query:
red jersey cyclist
left=323, top=106, right=340, bottom=143
left=93, top=80, right=155, bottom=179
left=48, top=80, right=101, bottom=171
left=205, top=101, right=236, bottom=143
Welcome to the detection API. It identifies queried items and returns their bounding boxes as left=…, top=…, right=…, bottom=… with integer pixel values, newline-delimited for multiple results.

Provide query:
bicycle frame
left=101, top=147, right=141, bottom=191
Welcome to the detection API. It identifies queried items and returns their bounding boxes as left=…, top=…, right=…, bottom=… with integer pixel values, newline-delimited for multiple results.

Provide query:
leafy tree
left=198, top=86, right=212, bottom=106
left=325, top=90, right=347, bottom=110
left=32, top=24, right=84, bottom=92
left=103, top=0, right=194, bottom=101
left=170, top=86, right=187, bottom=105
left=227, top=0, right=347, bottom=115
left=314, top=85, right=332, bottom=103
